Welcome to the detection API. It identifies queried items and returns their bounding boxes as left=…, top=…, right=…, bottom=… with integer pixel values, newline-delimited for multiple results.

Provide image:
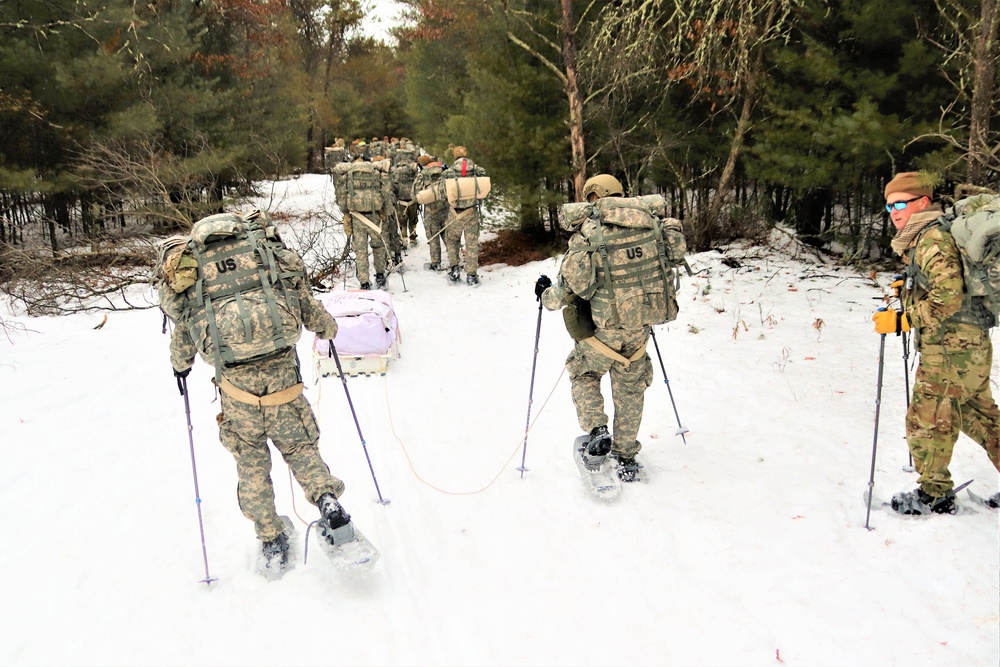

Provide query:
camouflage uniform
left=351, top=211, right=389, bottom=286
left=542, top=228, right=659, bottom=459
left=442, top=157, right=488, bottom=278
left=391, top=161, right=420, bottom=245
left=170, top=266, right=345, bottom=543
left=413, top=162, right=448, bottom=266
left=899, top=209, right=1000, bottom=497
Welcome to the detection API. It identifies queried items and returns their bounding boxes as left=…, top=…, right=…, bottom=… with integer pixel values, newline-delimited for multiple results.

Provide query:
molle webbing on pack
left=187, top=216, right=305, bottom=383
left=582, top=223, right=666, bottom=325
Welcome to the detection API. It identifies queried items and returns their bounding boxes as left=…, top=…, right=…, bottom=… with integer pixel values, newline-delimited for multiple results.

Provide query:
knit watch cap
left=885, top=172, right=933, bottom=199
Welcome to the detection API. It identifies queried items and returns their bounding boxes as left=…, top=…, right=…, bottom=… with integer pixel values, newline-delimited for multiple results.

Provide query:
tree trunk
left=968, top=0, right=998, bottom=185
left=560, top=0, right=587, bottom=202
left=706, top=0, right=779, bottom=241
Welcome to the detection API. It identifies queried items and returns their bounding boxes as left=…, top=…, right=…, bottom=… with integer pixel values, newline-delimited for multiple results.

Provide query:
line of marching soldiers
left=326, top=137, right=489, bottom=288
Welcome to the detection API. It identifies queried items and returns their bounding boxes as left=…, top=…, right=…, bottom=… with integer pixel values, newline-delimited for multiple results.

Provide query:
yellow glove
left=872, top=309, right=910, bottom=335
left=343, top=212, right=353, bottom=236
left=890, top=278, right=903, bottom=298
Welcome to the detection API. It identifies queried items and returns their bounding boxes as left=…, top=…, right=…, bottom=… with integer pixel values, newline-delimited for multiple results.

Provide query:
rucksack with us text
left=558, top=195, right=689, bottom=330
left=907, top=193, right=1000, bottom=329
left=155, top=210, right=308, bottom=382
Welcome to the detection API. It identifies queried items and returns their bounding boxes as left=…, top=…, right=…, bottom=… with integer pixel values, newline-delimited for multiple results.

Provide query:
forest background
left=0, top=0, right=997, bottom=314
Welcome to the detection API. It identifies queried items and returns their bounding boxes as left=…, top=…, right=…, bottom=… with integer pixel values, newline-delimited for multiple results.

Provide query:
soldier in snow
left=876, top=171, right=1000, bottom=513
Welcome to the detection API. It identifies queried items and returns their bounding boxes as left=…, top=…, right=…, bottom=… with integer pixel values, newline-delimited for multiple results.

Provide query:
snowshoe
left=466, top=274, right=480, bottom=287
left=891, top=487, right=958, bottom=515
left=359, top=281, right=370, bottom=290
left=967, top=488, right=1000, bottom=509
left=375, top=273, right=387, bottom=289
left=312, top=494, right=380, bottom=572
left=447, top=265, right=461, bottom=284
left=424, top=262, right=441, bottom=271
left=257, top=516, right=296, bottom=580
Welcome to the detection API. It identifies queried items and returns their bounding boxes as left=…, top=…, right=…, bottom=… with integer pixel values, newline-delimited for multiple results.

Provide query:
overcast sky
left=357, top=0, right=407, bottom=44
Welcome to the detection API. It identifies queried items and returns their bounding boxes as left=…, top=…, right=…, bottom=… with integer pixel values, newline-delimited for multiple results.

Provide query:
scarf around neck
left=890, top=204, right=943, bottom=257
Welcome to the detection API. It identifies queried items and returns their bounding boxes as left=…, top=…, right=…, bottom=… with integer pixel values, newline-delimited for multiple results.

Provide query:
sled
left=313, top=289, right=401, bottom=378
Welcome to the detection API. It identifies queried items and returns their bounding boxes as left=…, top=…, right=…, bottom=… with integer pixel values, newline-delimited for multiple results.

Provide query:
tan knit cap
left=417, top=155, right=432, bottom=166
left=452, top=145, right=468, bottom=158
left=885, top=172, right=933, bottom=199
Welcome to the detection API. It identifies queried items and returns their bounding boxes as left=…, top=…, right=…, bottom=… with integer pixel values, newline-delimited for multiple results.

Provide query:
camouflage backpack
left=392, top=147, right=418, bottom=166
left=558, top=195, right=688, bottom=329
left=391, top=162, right=419, bottom=202
left=907, top=193, right=1000, bottom=329
left=332, top=161, right=389, bottom=213
left=155, top=210, right=307, bottom=382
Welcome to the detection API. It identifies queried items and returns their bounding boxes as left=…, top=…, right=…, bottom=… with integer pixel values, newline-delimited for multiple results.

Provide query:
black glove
left=535, top=275, right=552, bottom=302
left=173, top=367, right=191, bottom=379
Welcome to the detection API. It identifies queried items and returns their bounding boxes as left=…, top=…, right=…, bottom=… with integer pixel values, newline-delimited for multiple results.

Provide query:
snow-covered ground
left=1, top=175, right=997, bottom=666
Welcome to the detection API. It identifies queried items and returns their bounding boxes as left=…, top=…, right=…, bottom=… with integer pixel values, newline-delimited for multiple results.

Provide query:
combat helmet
left=582, top=174, right=624, bottom=201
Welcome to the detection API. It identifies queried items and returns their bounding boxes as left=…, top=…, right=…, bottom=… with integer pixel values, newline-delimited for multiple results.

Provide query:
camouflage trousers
left=383, top=207, right=404, bottom=255
left=907, top=329, right=1000, bottom=497
left=445, top=206, right=480, bottom=275
left=217, top=353, right=345, bottom=542
left=566, top=327, right=653, bottom=458
left=350, top=212, right=388, bottom=284
left=397, top=200, right=419, bottom=243
left=422, top=204, right=449, bottom=266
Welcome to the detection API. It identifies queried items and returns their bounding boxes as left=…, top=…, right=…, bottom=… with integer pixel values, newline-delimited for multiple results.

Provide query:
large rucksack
left=558, top=195, right=688, bottom=330
left=391, top=162, right=418, bottom=202
left=907, top=193, right=1000, bottom=329
left=155, top=210, right=307, bottom=382
left=332, top=161, right=389, bottom=212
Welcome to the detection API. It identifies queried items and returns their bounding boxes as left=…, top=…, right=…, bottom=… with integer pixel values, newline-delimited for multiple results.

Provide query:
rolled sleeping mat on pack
left=444, top=176, right=491, bottom=205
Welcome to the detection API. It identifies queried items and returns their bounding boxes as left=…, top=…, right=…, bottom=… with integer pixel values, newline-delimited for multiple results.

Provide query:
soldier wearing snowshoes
left=414, top=154, right=449, bottom=271
left=334, top=154, right=393, bottom=290
left=536, top=174, right=687, bottom=483
left=157, top=210, right=356, bottom=576
left=442, top=145, right=489, bottom=286
left=876, top=171, right=1000, bottom=514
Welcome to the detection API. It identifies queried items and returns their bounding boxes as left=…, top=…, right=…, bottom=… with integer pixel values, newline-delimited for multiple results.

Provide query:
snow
left=1, top=174, right=997, bottom=667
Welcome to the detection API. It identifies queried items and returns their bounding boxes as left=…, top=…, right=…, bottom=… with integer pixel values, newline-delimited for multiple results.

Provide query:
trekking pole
left=864, top=334, right=887, bottom=530
left=649, top=328, right=689, bottom=443
left=327, top=341, right=390, bottom=505
left=517, top=298, right=545, bottom=477
left=892, top=277, right=914, bottom=471
left=176, top=375, right=218, bottom=585
left=900, top=329, right=915, bottom=472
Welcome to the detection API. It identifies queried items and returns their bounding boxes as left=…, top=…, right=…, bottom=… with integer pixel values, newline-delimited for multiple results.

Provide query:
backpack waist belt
left=352, top=211, right=382, bottom=235
left=581, top=336, right=647, bottom=368
left=218, top=378, right=304, bottom=407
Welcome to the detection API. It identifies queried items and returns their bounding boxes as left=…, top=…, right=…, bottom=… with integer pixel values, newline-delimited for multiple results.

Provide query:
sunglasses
left=885, top=196, right=924, bottom=213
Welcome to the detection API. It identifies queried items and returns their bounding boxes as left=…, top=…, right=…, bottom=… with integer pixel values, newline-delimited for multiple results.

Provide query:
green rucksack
left=155, top=210, right=307, bottom=382
left=907, top=193, right=1000, bottom=329
left=391, top=162, right=418, bottom=202
left=332, top=161, right=389, bottom=213
left=558, top=195, right=689, bottom=330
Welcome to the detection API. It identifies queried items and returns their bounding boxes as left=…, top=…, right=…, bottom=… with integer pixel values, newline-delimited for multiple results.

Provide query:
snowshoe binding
left=359, top=281, right=371, bottom=290
left=581, top=425, right=612, bottom=471
left=447, top=265, right=461, bottom=284
left=614, top=454, right=643, bottom=483
left=375, top=273, right=387, bottom=290
left=466, top=274, right=480, bottom=287
left=891, top=486, right=961, bottom=515
left=425, top=262, right=441, bottom=271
